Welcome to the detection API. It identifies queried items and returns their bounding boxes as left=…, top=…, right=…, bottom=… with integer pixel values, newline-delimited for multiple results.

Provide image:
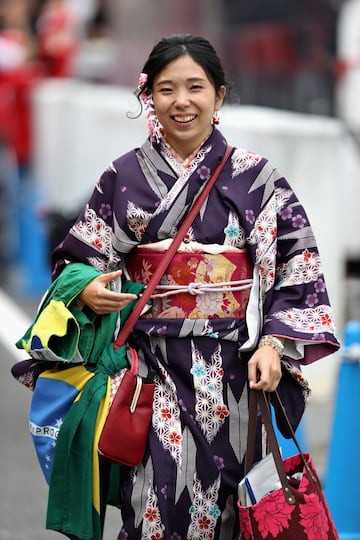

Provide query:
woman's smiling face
left=152, top=54, right=226, bottom=159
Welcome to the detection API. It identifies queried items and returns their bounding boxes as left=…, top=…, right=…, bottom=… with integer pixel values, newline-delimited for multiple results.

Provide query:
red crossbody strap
left=114, top=144, right=233, bottom=349
left=129, top=347, right=139, bottom=375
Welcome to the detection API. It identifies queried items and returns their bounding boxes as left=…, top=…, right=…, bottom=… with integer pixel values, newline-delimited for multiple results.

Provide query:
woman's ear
left=215, top=85, right=227, bottom=109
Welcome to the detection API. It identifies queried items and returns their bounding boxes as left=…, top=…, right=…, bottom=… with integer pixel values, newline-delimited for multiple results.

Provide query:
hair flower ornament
left=137, top=72, right=163, bottom=143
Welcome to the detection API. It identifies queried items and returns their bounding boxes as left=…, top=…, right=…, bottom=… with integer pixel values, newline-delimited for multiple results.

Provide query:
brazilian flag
left=15, top=263, right=144, bottom=540
left=29, top=365, right=95, bottom=484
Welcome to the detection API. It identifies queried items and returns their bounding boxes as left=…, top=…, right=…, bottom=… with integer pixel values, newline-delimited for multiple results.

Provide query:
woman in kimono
left=51, top=34, right=339, bottom=539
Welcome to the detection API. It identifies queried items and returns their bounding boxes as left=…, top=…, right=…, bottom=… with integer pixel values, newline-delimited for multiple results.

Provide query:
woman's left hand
left=247, top=345, right=282, bottom=392
left=78, top=270, right=138, bottom=315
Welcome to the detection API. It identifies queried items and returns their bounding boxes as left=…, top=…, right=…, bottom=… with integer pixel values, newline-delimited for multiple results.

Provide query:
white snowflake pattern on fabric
left=141, top=483, right=165, bottom=540
left=87, top=254, right=120, bottom=273
left=162, top=143, right=210, bottom=178
left=71, top=205, right=112, bottom=250
left=274, top=187, right=293, bottom=212
left=276, top=249, right=323, bottom=289
left=127, top=201, right=152, bottom=241
left=70, top=205, right=121, bottom=271
left=187, top=473, right=221, bottom=539
left=247, top=201, right=277, bottom=260
left=246, top=192, right=280, bottom=295
left=190, top=341, right=228, bottom=443
left=152, top=363, right=183, bottom=467
left=274, top=304, right=336, bottom=334
left=231, top=148, right=261, bottom=177
left=258, top=244, right=277, bottom=294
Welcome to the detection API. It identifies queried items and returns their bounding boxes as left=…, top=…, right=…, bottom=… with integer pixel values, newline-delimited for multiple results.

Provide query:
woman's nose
left=174, top=89, right=190, bottom=107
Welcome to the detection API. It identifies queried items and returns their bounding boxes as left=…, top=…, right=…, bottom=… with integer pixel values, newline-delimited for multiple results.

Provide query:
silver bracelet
left=258, top=335, right=284, bottom=358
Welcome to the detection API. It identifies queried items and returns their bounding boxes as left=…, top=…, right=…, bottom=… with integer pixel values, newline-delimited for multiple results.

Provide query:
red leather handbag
left=238, top=390, right=339, bottom=539
left=98, top=347, right=155, bottom=467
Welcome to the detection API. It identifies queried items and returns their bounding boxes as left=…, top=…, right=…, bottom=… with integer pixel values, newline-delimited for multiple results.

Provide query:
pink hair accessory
left=138, top=72, right=148, bottom=91
left=137, top=72, right=162, bottom=143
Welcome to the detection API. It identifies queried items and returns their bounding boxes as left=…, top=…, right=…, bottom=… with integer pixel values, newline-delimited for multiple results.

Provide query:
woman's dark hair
left=139, top=33, right=230, bottom=98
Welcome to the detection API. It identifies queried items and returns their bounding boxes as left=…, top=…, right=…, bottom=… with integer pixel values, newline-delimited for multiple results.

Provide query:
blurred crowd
left=0, top=0, right=112, bottom=272
left=0, top=0, right=110, bottom=171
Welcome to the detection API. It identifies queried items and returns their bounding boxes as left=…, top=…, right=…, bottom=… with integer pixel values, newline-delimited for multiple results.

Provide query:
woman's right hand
left=78, top=270, right=138, bottom=315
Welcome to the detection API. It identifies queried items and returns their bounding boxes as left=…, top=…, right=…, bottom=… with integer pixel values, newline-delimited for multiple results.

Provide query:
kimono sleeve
left=254, top=170, right=340, bottom=365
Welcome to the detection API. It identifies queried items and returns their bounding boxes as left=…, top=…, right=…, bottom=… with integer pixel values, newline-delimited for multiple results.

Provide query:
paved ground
left=0, top=281, right=336, bottom=539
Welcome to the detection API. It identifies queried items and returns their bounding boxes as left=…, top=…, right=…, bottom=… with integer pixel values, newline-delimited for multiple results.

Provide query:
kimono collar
left=142, top=127, right=229, bottom=172
left=161, top=135, right=209, bottom=168
left=138, top=128, right=230, bottom=246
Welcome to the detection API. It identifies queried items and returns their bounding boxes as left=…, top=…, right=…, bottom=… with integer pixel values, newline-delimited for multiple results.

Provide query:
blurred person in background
left=14, top=33, right=339, bottom=539
left=0, top=0, right=41, bottom=267
left=72, top=0, right=118, bottom=83
left=36, top=0, right=81, bottom=77
left=0, top=0, right=39, bottom=169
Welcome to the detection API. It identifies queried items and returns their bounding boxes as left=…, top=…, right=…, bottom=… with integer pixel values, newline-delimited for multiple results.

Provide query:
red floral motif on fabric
left=168, top=431, right=182, bottom=445
left=160, top=407, right=172, bottom=419
left=144, top=507, right=158, bottom=522
left=169, top=261, right=194, bottom=284
left=215, top=404, right=229, bottom=420
left=299, top=493, right=329, bottom=540
left=303, top=249, right=312, bottom=263
left=198, top=515, right=211, bottom=530
left=253, top=490, right=295, bottom=538
left=238, top=509, right=253, bottom=540
left=321, top=313, right=333, bottom=328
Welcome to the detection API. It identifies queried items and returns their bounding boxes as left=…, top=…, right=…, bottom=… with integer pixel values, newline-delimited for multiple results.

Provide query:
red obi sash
left=126, top=249, right=253, bottom=319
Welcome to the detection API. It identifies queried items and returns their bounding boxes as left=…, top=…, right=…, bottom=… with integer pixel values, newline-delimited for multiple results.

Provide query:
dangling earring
left=212, top=110, right=220, bottom=125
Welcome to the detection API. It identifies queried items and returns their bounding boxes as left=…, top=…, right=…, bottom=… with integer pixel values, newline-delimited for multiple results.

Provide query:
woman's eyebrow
left=155, top=76, right=207, bottom=86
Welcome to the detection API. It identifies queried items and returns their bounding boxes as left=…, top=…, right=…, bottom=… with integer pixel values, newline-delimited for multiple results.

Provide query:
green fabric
left=47, top=372, right=108, bottom=540
left=16, top=263, right=144, bottom=369
left=16, top=263, right=101, bottom=361
left=106, top=463, right=122, bottom=507
left=18, top=263, right=145, bottom=540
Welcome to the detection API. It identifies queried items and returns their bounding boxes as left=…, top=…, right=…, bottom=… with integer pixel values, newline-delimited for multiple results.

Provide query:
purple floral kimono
left=52, top=128, right=339, bottom=539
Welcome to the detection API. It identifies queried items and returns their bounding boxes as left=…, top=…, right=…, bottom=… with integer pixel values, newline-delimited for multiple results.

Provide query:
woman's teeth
left=174, top=115, right=196, bottom=123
